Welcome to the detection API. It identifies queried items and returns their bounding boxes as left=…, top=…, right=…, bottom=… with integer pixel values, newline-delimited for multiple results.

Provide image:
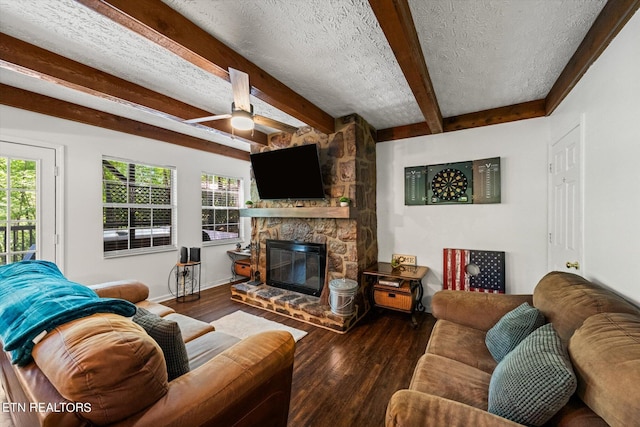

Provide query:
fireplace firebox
left=266, top=239, right=326, bottom=297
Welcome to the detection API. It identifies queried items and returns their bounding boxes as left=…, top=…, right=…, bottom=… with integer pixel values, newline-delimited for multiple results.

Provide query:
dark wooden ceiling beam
left=0, top=84, right=249, bottom=161
left=376, top=122, right=431, bottom=142
left=0, top=32, right=267, bottom=146
left=368, top=0, right=443, bottom=134
left=76, top=0, right=335, bottom=135
left=545, top=0, right=639, bottom=114
left=443, top=100, right=546, bottom=133
left=376, top=100, right=546, bottom=142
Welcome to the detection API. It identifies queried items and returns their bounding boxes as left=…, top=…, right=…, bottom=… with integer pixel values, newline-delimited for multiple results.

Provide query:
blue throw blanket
left=0, top=261, right=136, bottom=366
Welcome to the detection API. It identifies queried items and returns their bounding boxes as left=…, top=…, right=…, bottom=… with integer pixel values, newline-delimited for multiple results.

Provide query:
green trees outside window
left=0, top=157, right=37, bottom=265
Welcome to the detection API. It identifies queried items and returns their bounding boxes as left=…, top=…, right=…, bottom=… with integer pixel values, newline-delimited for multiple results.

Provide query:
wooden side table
left=362, top=262, right=429, bottom=327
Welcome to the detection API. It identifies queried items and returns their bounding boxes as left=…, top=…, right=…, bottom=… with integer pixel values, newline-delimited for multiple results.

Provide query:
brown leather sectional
left=0, top=280, right=295, bottom=427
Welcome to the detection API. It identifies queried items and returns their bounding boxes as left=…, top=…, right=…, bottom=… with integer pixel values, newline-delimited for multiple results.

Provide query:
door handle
left=566, top=261, right=580, bottom=270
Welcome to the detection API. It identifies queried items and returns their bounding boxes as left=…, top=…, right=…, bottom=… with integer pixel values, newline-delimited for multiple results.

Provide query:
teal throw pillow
left=488, top=323, right=577, bottom=426
left=486, top=302, right=545, bottom=362
left=133, top=307, right=190, bottom=381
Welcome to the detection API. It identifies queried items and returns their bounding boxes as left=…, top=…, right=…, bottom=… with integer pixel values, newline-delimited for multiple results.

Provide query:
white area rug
left=211, top=310, right=307, bottom=342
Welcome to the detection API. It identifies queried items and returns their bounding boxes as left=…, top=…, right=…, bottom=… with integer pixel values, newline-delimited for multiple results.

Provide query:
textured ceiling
left=163, top=0, right=424, bottom=129
left=410, top=0, right=606, bottom=116
left=0, top=0, right=608, bottom=151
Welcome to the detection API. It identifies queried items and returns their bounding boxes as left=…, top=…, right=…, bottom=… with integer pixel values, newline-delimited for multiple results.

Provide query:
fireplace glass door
left=266, top=240, right=326, bottom=296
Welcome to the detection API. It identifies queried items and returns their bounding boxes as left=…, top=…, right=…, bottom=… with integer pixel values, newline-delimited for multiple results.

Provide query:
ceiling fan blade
left=254, top=115, right=299, bottom=133
left=229, top=68, right=251, bottom=112
left=183, top=114, right=231, bottom=124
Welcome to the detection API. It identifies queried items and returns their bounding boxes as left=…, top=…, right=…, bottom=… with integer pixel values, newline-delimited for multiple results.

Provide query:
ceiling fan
left=184, top=68, right=298, bottom=134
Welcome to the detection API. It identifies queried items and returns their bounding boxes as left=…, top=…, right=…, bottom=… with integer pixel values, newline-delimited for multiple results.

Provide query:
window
left=201, top=174, right=242, bottom=244
left=102, top=157, right=176, bottom=256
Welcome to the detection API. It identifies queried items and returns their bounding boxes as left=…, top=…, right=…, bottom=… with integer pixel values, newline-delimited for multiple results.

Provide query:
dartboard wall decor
left=431, top=168, right=468, bottom=200
left=427, top=161, right=473, bottom=204
left=404, top=157, right=501, bottom=206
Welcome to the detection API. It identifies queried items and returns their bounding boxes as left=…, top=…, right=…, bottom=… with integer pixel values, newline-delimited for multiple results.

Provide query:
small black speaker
left=179, top=246, right=188, bottom=263
left=189, top=247, right=201, bottom=263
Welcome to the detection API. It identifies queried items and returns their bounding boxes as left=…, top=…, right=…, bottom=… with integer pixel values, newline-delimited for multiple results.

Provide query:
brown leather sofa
left=0, top=280, right=295, bottom=427
left=386, top=272, right=640, bottom=427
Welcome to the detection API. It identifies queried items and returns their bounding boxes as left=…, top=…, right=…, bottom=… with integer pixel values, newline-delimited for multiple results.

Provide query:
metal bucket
left=329, top=278, right=358, bottom=316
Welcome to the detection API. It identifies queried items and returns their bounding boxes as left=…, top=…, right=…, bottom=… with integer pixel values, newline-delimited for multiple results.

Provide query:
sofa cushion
left=431, top=290, right=534, bottom=332
left=133, top=307, right=190, bottom=381
left=90, top=280, right=150, bottom=303
left=569, top=312, right=640, bottom=427
left=533, top=271, right=640, bottom=343
left=426, top=319, right=497, bottom=373
left=488, top=323, right=577, bottom=426
left=32, top=313, right=168, bottom=425
left=547, top=395, right=609, bottom=427
left=136, top=300, right=176, bottom=317
left=163, top=312, right=215, bottom=343
left=411, top=353, right=492, bottom=410
left=185, top=331, right=241, bottom=370
left=387, top=390, right=524, bottom=427
left=485, top=302, right=545, bottom=362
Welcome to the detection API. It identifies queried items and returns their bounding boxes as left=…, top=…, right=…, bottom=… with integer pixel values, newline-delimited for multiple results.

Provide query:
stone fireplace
left=231, top=114, right=378, bottom=332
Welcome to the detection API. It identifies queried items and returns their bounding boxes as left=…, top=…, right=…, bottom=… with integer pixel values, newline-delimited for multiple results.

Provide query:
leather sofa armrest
left=118, top=330, right=296, bottom=427
left=89, top=280, right=149, bottom=303
left=432, top=290, right=533, bottom=331
left=386, top=390, right=522, bottom=427
left=1, top=348, right=86, bottom=427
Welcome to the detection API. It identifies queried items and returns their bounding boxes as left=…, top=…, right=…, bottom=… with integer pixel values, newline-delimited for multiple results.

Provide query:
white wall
left=549, top=12, right=640, bottom=305
left=376, top=118, right=550, bottom=308
left=0, top=106, right=252, bottom=300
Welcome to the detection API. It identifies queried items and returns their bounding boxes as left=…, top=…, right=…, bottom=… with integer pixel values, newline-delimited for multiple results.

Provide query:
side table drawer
left=234, top=259, right=251, bottom=277
left=373, top=282, right=415, bottom=312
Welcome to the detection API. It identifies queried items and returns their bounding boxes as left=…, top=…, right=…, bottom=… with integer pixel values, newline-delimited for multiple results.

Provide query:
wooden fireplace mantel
left=239, top=206, right=356, bottom=219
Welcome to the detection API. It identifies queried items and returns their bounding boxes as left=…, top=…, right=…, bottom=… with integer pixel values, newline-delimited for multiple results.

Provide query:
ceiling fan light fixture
left=230, top=103, right=254, bottom=131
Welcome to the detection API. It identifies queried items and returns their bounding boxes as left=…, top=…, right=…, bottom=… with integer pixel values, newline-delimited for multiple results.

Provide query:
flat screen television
left=250, top=144, right=326, bottom=200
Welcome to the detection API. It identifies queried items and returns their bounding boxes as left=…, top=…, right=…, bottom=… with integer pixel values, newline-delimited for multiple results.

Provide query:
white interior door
left=0, top=141, right=57, bottom=264
left=548, top=125, right=583, bottom=273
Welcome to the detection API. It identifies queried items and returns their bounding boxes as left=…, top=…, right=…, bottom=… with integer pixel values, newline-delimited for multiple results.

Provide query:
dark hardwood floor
left=163, top=283, right=435, bottom=427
